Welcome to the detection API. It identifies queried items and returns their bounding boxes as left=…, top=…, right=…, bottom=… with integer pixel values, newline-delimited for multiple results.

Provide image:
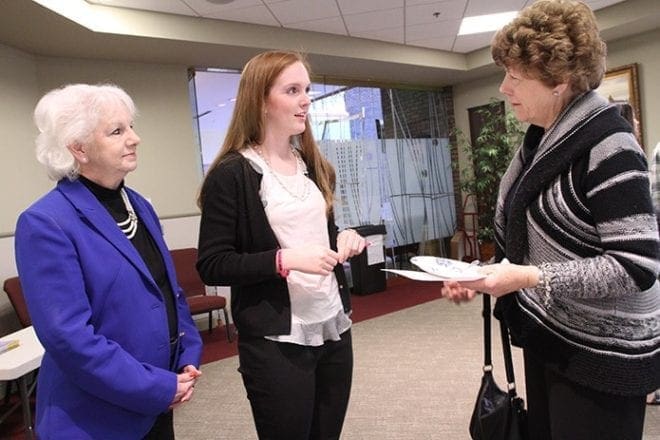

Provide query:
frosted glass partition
left=319, top=138, right=456, bottom=248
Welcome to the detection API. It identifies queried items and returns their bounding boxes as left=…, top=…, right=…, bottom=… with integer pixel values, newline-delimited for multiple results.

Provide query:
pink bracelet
left=276, top=249, right=290, bottom=278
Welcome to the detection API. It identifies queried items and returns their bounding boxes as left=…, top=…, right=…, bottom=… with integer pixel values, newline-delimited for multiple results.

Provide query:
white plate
left=381, top=269, right=446, bottom=282
left=409, top=256, right=485, bottom=281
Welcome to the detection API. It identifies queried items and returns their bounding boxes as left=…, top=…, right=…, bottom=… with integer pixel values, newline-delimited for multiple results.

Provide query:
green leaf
left=454, top=99, right=524, bottom=238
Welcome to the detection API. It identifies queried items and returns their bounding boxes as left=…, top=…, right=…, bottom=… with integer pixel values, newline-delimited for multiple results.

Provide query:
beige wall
left=450, top=28, right=660, bottom=267
left=0, top=44, right=48, bottom=236
left=606, top=28, right=660, bottom=152
left=0, top=44, right=203, bottom=335
left=453, top=28, right=660, bottom=161
left=0, top=44, right=202, bottom=237
left=1, top=28, right=658, bottom=336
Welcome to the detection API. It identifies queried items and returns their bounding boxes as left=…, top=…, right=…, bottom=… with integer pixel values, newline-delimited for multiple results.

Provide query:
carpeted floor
left=175, top=286, right=660, bottom=439
left=0, top=276, right=444, bottom=439
left=198, top=276, right=443, bottom=365
left=4, top=278, right=659, bottom=439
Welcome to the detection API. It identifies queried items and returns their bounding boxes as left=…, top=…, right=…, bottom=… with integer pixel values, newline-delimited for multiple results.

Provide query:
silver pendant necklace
left=117, top=188, right=138, bottom=239
left=255, top=146, right=310, bottom=201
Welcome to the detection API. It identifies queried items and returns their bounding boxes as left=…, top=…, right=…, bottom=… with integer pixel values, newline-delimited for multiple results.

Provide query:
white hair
left=33, top=83, right=137, bottom=181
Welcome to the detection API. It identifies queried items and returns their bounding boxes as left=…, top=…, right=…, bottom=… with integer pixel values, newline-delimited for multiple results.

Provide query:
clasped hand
left=170, top=365, right=202, bottom=409
left=280, top=230, right=366, bottom=276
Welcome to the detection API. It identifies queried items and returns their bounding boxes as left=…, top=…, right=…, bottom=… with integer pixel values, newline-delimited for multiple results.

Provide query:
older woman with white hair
left=15, top=83, right=203, bottom=439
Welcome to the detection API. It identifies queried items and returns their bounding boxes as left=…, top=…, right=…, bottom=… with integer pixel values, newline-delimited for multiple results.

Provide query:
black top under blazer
left=196, top=151, right=351, bottom=337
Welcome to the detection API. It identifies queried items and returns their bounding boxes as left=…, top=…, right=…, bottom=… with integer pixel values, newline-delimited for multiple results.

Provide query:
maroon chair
left=169, top=248, right=232, bottom=341
left=3, top=276, right=38, bottom=419
left=3, top=276, right=31, bottom=328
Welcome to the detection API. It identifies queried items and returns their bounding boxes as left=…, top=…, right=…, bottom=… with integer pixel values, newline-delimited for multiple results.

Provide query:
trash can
left=349, top=224, right=387, bottom=295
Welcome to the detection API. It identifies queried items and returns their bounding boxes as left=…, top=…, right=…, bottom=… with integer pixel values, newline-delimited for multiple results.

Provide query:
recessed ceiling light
left=206, top=0, right=235, bottom=4
left=206, top=67, right=238, bottom=73
left=458, top=11, right=517, bottom=35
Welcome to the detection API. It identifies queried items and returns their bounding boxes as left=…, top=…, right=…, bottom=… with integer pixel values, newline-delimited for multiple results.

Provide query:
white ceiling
left=86, top=0, right=626, bottom=53
left=1, top=0, right=656, bottom=87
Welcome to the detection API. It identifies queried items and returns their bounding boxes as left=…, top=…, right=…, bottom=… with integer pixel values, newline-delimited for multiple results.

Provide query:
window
left=191, top=70, right=457, bottom=255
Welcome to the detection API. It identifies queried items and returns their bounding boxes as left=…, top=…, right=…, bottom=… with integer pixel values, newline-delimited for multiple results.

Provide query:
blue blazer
left=15, top=179, right=203, bottom=439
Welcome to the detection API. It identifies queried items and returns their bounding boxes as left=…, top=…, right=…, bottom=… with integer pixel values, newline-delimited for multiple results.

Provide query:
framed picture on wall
left=595, top=63, right=643, bottom=146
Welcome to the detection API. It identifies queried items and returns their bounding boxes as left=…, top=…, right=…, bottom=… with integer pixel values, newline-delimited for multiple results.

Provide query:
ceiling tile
left=183, top=0, right=263, bottom=15
left=344, top=8, right=403, bottom=33
left=288, top=16, right=348, bottom=36
left=337, top=0, right=403, bottom=15
left=405, top=0, right=459, bottom=5
left=406, top=19, right=461, bottom=41
left=405, top=35, right=456, bottom=51
left=267, top=0, right=341, bottom=25
left=83, top=0, right=633, bottom=57
left=85, top=0, right=198, bottom=16
left=464, top=0, right=527, bottom=16
left=406, top=1, right=466, bottom=26
left=351, top=27, right=405, bottom=45
left=451, top=32, right=497, bottom=53
left=204, top=5, right=280, bottom=26
left=584, top=0, right=627, bottom=8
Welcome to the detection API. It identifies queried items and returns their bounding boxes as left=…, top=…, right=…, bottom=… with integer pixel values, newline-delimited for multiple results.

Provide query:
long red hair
left=199, top=51, right=336, bottom=215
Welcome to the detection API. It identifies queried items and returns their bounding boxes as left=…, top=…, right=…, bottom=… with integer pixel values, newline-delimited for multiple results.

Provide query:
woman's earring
left=552, top=90, right=560, bottom=96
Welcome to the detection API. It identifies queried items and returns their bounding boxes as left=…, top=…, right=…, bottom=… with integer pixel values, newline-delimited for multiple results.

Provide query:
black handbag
left=469, top=293, right=528, bottom=440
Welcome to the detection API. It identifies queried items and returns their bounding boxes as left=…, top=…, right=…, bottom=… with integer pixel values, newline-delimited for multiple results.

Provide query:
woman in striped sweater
left=442, top=1, right=659, bottom=438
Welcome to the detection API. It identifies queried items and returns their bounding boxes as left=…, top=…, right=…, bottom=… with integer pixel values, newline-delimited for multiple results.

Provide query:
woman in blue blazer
left=14, top=83, right=203, bottom=439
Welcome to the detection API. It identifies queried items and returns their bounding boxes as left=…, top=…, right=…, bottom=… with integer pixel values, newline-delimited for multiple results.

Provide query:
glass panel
left=190, top=69, right=456, bottom=261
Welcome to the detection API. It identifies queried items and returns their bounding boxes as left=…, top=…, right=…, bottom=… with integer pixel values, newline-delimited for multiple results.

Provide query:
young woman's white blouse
left=241, top=147, right=351, bottom=346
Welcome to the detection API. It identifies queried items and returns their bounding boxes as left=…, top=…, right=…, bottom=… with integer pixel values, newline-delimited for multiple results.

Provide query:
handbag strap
left=481, top=293, right=493, bottom=368
left=499, top=317, right=520, bottom=398
left=481, top=293, right=520, bottom=398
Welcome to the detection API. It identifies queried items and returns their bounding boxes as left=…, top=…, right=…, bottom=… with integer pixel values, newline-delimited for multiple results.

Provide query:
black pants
left=523, top=350, right=646, bottom=440
left=238, top=329, right=353, bottom=440
left=143, top=410, right=174, bottom=440
left=143, top=339, right=178, bottom=439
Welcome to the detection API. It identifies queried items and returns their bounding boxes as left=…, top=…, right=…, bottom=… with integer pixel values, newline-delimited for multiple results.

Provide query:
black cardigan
left=196, top=151, right=351, bottom=337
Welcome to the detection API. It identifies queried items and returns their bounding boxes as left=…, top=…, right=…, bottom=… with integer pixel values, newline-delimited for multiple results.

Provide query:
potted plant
left=455, top=100, right=524, bottom=261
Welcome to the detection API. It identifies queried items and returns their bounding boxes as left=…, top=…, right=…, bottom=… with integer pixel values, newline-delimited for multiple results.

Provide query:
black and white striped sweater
left=493, top=91, right=660, bottom=396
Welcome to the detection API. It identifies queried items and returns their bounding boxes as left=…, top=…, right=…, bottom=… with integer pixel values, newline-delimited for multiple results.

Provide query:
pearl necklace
left=255, top=146, right=310, bottom=202
left=117, top=188, right=138, bottom=239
